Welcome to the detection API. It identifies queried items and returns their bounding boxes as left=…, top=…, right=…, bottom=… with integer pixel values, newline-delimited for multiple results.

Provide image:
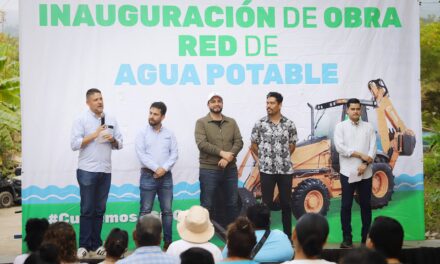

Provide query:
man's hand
left=357, top=163, right=368, bottom=176
left=81, top=125, right=107, bottom=148
left=361, top=154, right=373, bottom=164
left=94, top=125, right=106, bottom=139
left=218, top=158, right=229, bottom=169
left=154, top=168, right=167, bottom=178
left=352, top=151, right=373, bottom=164
left=102, top=133, right=115, bottom=143
left=220, top=151, right=235, bottom=162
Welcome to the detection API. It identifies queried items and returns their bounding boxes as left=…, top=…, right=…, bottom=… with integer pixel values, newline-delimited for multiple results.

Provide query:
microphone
left=101, top=114, right=105, bottom=126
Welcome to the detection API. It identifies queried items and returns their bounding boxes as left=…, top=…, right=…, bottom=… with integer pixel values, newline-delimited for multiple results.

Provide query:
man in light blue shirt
left=135, top=101, right=178, bottom=250
left=71, top=88, right=123, bottom=258
left=117, top=214, right=179, bottom=264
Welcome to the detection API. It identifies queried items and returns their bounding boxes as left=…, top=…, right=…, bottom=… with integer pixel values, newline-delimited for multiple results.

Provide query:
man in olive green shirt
left=195, top=92, right=243, bottom=225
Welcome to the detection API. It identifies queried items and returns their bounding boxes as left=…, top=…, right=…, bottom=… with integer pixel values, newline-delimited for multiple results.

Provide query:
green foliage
left=421, top=18, right=440, bottom=235
left=424, top=173, right=440, bottom=233
left=420, top=18, right=440, bottom=126
left=0, top=34, right=20, bottom=176
left=423, top=122, right=440, bottom=233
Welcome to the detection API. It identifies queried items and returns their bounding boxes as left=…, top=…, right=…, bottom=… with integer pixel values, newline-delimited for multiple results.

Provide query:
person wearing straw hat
left=166, top=205, right=222, bottom=262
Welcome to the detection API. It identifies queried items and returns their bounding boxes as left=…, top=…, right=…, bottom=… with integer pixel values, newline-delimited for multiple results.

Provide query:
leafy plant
left=421, top=17, right=440, bottom=235
left=0, top=33, right=20, bottom=176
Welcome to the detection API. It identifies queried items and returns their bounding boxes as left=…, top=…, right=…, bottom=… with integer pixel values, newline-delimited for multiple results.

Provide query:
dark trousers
left=260, top=172, right=293, bottom=238
left=76, top=169, right=111, bottom=251
left=199, top=167, right=239, bottom=225
left=340, top=175, right=372, bottom=242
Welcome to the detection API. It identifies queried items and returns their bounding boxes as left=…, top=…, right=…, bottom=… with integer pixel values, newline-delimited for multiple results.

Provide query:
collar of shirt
left=350, top=119, right=362, bottom=126
left=206, top=113, right=229, bottom=123
left=148, top=124, right=163, bottom=133
left=132, top=246, right=163, bottom=254
left=263, top=115, right=287, bottom=124
left=87, top=109, right=104, bottom=120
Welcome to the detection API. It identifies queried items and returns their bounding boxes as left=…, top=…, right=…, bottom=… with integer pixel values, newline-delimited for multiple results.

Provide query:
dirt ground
left=0, top=206, right=22, bottom=263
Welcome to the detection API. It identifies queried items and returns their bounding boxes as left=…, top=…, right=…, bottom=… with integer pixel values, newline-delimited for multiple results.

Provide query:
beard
left=149, top=119, right=160, bottom=126
left=266, top=108, right=275, bottom=115
left=209, top=107, right=223, bottom=114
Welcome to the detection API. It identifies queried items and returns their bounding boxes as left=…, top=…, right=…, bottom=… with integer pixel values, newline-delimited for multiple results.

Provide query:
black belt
left=141, top=168, right=155, bottom=174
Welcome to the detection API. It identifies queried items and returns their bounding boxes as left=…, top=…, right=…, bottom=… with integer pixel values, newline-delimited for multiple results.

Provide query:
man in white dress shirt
left=334, top=98, right=376, bottom=248
left=71, top=88, right=123, bottom=258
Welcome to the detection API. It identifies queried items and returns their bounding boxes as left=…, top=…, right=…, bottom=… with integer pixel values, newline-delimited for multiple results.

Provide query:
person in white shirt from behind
left=166, top=205, right=222, bottom=262
left=282, top=213, right=335, bottom=264
left=334, top=98, right=376, bottom=248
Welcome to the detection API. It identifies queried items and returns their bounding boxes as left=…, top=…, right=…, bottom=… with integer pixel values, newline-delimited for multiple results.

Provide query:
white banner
left=20, top=0, right=424, bottom=240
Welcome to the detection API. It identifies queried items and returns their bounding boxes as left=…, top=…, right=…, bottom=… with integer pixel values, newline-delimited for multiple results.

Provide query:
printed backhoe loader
left=238, top=79, right=416, bottom=219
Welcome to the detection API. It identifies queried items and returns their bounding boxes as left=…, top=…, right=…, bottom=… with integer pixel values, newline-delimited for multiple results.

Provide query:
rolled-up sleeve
left=71, top=118, right=84, bottom=151
left=163, top=132, right=178, bottom=171
left=334, top=123, right=353, bottom=157
left=112, top=119, right=123, bottom=150
left=368, top=126, right=377, bottom=159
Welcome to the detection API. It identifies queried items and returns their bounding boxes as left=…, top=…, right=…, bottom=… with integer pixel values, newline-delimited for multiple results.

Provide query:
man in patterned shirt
left=251, top=92, right=297, bottom=238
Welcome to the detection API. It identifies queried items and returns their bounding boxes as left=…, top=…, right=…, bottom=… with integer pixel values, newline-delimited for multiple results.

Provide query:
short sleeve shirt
left=251, top=115, right=297, bottom=174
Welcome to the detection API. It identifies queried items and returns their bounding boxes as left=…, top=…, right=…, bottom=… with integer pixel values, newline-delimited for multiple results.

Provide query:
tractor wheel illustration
left=292, top=178, right=330, bottom=219
left=238, top=188, right=257, bottom=215
left=355, top=163, right=395, bottom=209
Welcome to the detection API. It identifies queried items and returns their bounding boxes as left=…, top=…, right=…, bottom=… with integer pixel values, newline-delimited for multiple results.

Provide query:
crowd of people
left=15, top=204, right=406, bottom=264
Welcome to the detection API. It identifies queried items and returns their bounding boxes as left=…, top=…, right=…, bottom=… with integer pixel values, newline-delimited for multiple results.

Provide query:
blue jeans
left=340, top=175, right=372, bottom=243
left=199, top=167, right=239, bottom=225
left=139, top=170, right=173, bottom=243
left=76, top=169, right=111, bottom=251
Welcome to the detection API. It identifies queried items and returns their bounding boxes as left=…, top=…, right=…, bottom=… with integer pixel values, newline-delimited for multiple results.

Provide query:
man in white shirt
left=71, top=88, right=123, bottom=258
left=334, top=98, right=376, bottom=248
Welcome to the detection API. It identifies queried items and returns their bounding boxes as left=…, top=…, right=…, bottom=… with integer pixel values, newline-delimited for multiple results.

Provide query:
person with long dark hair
left=14, top=218, right=49, bottom=264
left=220, top=217, right=257, bottom=264
left=283, top=213, right=335, bottom=264
left=99, top=228, right=128, bottom=264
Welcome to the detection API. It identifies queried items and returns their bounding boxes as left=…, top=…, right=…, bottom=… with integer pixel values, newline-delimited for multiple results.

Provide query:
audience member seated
left=167, top=205, right=222, bottom=262
left=24, top=243, right=59, bottom=264
left=220, top=217, right=257, bottom=264
left=14, top=218, right=50, bottom=264
left=367, top=216, right=405, bottom=264
left=42, top=222, right=80, bottom=264
left=99, top=228, right=128, bottom=264
left=116, top=214, right=179, bottom=264
left=222, top=203, right=293, bottom=263
left=339, top=247, right=387, bottom=264
left=180, top=247, right=215, bottom=264
left=283, top=213, right=335, bottom=264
